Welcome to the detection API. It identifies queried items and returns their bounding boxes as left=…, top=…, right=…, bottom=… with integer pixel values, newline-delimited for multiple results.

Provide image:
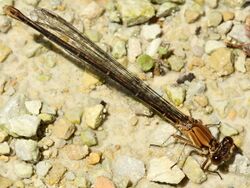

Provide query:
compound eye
left=211, top=155, right=222, bottom=164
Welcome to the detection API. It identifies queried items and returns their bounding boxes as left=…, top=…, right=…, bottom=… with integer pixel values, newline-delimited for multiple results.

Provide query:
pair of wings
left=5, top=6, right=192, bottom=126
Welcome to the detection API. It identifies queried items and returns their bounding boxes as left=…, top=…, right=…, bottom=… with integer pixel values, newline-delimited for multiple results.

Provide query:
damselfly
left=4, top=5, right=238, bottom=175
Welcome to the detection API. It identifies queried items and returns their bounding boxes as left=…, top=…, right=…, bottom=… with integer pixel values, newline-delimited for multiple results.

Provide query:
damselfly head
left=211, top=136, right=237, bottom=165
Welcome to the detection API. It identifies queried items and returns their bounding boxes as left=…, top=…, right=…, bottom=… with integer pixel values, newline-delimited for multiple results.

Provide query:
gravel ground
left=0, top=0, right=250, bottom=188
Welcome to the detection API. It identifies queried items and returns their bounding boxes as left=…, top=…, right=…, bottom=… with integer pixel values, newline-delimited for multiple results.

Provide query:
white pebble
left=25, top=100, right=42, bottom=115
left=0, top=128, right=8, bottom=143
left=141, top=24, right=161, bottom=40
left=228, top=24, right=250, bottom=43
left=205, top=40, right=226, bottom=54
left=0, top=142, right=10, bottom=155
left=219, top=123, right=238, bottom=136
left=145, top=38, right=162, bottom=57
left=9, top=114, right=41, bottom=137
left=217, top=21, right=233, bottom=35
left=0, top=95, right=26, bottom=125
left=147, top=156, right=185, bottom=184
left=239, top=78, right=250, bottom=91
left=229, top=154, right=250, bottom=175
left=84, top=104, right=105, bottom=129
left=81, top=1, right=104, bottom=19
left=182, top=157, right=207, bottom=183
left=235, top=51, right=246, bottom=73
left=36, top=160, right=52, bottom=177
left=14, top=161, right=33, bottom=179
left=112, top=155, right=145, bottom=184
left=65, top=171, right=76, bottom=180
left=24, top=0, right=40, bottom=6
left=15, top=139, right=40, bottom=162
left=149, top=123, right=176, bottom=146
left=127, top=38, right=142, bottom=62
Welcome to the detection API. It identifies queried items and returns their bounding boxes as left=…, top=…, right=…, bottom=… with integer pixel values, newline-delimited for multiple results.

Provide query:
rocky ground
left=0, top=0, right=250, bottom=187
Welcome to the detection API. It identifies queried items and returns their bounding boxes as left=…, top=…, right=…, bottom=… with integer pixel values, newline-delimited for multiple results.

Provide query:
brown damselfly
left=4, top=5, right=238, bottom=177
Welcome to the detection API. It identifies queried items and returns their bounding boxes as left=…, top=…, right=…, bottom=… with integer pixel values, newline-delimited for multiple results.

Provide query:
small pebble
left=0, top=128, right=8, bottom=143
left=222, top=11, right=235, bottom=21
left=112, top=155, right=145, bottom=184
left=145, top=38, right=162, bottom=57
left=116, top=0, right=155, bottom=26
left=52, top=118, right=75, bottom=139
left=94, top=176, right=116, bottom=188
left=193, top=95, right=208, bottom=107
left=74, top=176, right=89, bottom=188
left=147, top=156, right=185, bottom=184
left=149, top=123, right=176, bottom=146
left=64, top=144, right=89, bottom=160
left=15, top=139, right=40, bottom=162
left=182, top=156, right=207, bottom=183
left=24, top=0, right=40, bottom=6
left=234, top=50, right=246, bottom=73
left=36, top=160, right=52, bottom=177
left=129, top=116, right=138, bottom=126
left=141, top=24, right=161, bottom=40
left=239, top=78, right=250, bottom=91
left=207, top=48, right=234, bottom=76
left=41, top=103, right=57, bottom=115
left=65, top=171, right=76, bottom=181
left=222, top=0, right=245, bottom=7
left=219, top=123, right=238, bottom=136
left=207, top=11, right=223, bottom=27
left=207, top=0, right=218, bottom=8
left=0, top=176, right=12, bottom=187
left=84, top=104, right=105, bottom=129
left=37, top=73, right=51, bottom=82
left=167, top=55, right=185, bottom=72
left=163, top=84, right=186, bottom=106
left=229, top=154, right=250, bottom=175
left=80, top=129, right=98, bottom=146
left=45, top=163, right=67, bottom=186
left=0, top=141, right=10, bottom=155
left=8, top=114, right=41, bottom=137
left=184, top=4, right=203, bottom=24
left=87, top=152, right=102, bottom=165
left=127, top=38, right=142, bottom=62
left=186, top=80, right=206, bottom=97
left=217, top=21, right=233, bottom=35
left=209, top=126, right=219, bottom=138
left=23, top=42, right=43, bottom=58
left=136, top=54, right=155, bottom=72
left=156, top=2, right=180, bottom=17
left=228, top=24, right=250, bottom=43
left=33, top=179, right=45, bottom=188
left=111, top=38, right=127, bottom=59
left=238, top=107, right=247, bottom=118
left=14, top=161, right=33, bottom=179
left=81, top=72, right=101, bottom=91
left=0, top=15, right=11, bottom=33
left=81, top=1, right=104, bottom=19
left=13, top=180, right=25, bottom=188
left=205, top=40, right=226, bottom=54
left=85, top=30, right=102, bottom=42
left=64, top=107, right=83, bottom=125
left=45, top=52, right=57, bottom=68
left=38, top=113, right=55, bottom=123
left=25, top=100, right=42, bottom=115
left=0, top=41, right=12, bottom=63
